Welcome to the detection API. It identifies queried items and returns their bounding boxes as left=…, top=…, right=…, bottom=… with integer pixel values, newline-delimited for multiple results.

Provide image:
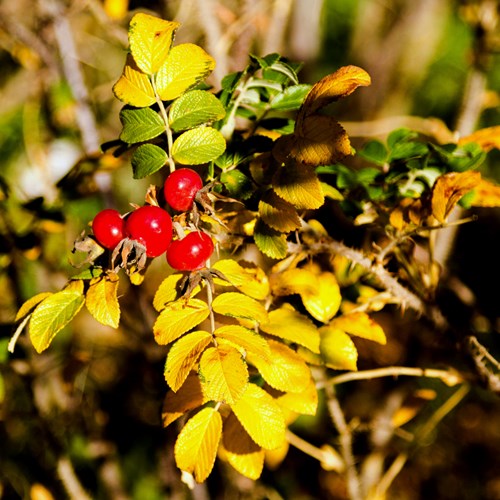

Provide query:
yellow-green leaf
left=211, top=259, right=270, bottom=300
left=301, top=271, right=341, bottom=323
left=269, top=267, right=318, bottom=297
left=273, top=161, right=324, bottom=208
left=212, top=292, right=268, bottom=324
left=431, top=171, right=481, bottom=223
left=128, top=13, right=180, bottom=74
left=15, top=292, right=52, bottom=322
left=85, top=274, right=120, bottom=328
left=174, top=407, right=222, bottom=483
left=253, top=220, right=288, bottom=260
left=260, top=305, right=320, bottom=353
left=276, top=376, right=318, bottom=416
left=222, top=413, right=264, bottom=480
left=214, top=325, right=271, bottom=361
left=470, top=178, right=500, bottom=207
left=298, top=65, right=371, bottom=119
left=153, top=298, right=210, bottom=345
left=171, top=127, right=226, bottom=165
left=162, top=373, right=207, bottom=427
left=331, top=312, right=386, bottom=344
left=230, top=383, right=286, bottom=450
left=248, top=339, right=311, bottom=393
left=165, top=330, right=212, bottom=391
left=319, top=326, right=358, bottom=370
left=29, top=290, right=85, bottom=353
left=112, top=54, right=156, bottom=107
left=199, top=345, right=248, bottom=404
left=156, top=43, right=215, bottom=101
left=259, top=190, right=301, bottom=232
left=153, top=273, right=184, bottom=311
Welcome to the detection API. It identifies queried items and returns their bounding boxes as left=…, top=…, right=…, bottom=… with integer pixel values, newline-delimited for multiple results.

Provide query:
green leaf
left=29, top=290, right=85, bottom=353
left=172, top=127, right=226, bottom=165
left=220, top=170, right=253, bottom=199
left=387, top=128, right=417, bottom=148
left=388, top=141, right=428, bottom=162
left=169, top=90, right=226, bottom=132
left=253, top=219, right=288, bottom=260
left=119, top=107, right=165, bottom=144
left=358, top=140, right=388, bottom=166
left=270, top=84, right=312, bottom=111
left=131, top=144, right=168, bottom=179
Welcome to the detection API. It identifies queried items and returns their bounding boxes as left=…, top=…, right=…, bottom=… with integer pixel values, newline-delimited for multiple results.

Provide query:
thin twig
left=57, top=457, right=92, bottom=500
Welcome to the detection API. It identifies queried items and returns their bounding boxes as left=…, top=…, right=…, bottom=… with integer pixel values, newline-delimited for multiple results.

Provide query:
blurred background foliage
left=0, top=0, right=499, bottom=499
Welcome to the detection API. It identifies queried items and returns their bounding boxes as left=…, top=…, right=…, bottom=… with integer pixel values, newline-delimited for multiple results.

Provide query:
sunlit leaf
left=156, top=43, right=215, bottom=101
left=212, top=292, right=268, bottom=324
left=129, top=13, right=180, bottom=74
left=298, top=65, right=371, bottom=119
left=459, top=126, right=500, bottom=152
left=469, top=178, right=500, bottom=207
left=259, top=190, right=301, bottom=232
left=260, top=305, right=320, bottom=353
left=29, top=290, right=85, bottom=353
left=253, top=220, right=288, bottom=260
left=276, top=376, right=318, bottom=416
left=199, top=344, right=248, bottom=404
left=131, top=144, right=168, bottom=179
left=431, top=171, right=481, bottom=223
left=249, top=339, right=311, bottom=393
left=119, top=107, right=165, bottom=144
left=211, top=259, right=270, bottom=300
left=214, top=325, right=271, bottom=361
left=301, top=271, right=341, bottom=323
left=172, top=127, right=226, bottom=165
left=153, top=273, right=184, bottom=311
left=319, top=326, right=358, bottom=371
left=264, top=441, right=289, bottom=470
left=270, top=267, right=318, bottom=297
left=230, top=383, right=286, bottom=450
left=165, top=330, right=212, bottom=391
left=273, top=161, right=324, bottom=208
left=331, top=312, right=386, bottom=344
left=270, top=84, right=312, bottom=111
left=222, top=413, right=264, bottom=479
left=162, top=373, right=207, bottom=427
left=153, top=298, right=210, bottom=345
left=112, top=54, right=156, bottom=107
left=85, top=274, right=120, bottom=328
left=174, top=407, right=222, bottom=483
left=15, top=292, right=52, bottom=322
left=169, top=90, right=225, bottom=132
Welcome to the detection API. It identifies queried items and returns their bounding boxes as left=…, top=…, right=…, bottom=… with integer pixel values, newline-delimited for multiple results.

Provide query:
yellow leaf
left=264, top=441, right=289, bottom=470
left=129, top=13, right=180, bottom=74
left=259, top=190, right=301, bottom=232
left=214, top=325, right=271, bottom=361
left=104, top=0, right=128, bottom=20
left=15, top=292, right=52, bottom=322
left=270, top=267, right=319, bottom=297
left=174, top=407, right=222, bottom=483
left=112, top=54, right=156, bottom=107
left=199, top=345, right=248, bottom=404
left=30, top=483, right=55, bottom=500
left=331, top=312, right=386, bottom=344
left=222, top=413, right=265, bottom=480
left=64, top=279, right=84, bottom=293
left=153, top=298, right=210, bottom=345
left=431, top=171, right=481, bottom=223
left=470, top=178, right=500, bottom=207
left=165, top=330, right=212, bottom=391
left=156, top=43, right=215, bottom=101
left=273, top=116, right=351, bottom=166
left=85, top=274, right=120, bottom=328
left=212, top=292, right=268, bottom=324
left=153, top=273, right=184, bottom=311
left=319, top=326, right=358, bottom=371
left=162, top=373, right=207, bottom=427
left=248, top=339, right=312, bottom=393
left=230, top=383, right=286, bottom=450
left=301, top=271, right=341, bottom=323
left=272, top=161, right=324, bottom=209
left=260, top=305, right=320, bottom=353
left=276, top=375, right=318, bottom=416
left=211, top=259, right=270, bottom=300
left=459, top=126, right=500, bottom=152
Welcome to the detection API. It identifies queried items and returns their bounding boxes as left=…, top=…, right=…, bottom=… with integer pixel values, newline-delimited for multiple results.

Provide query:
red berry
left=166, top=231, right=214, bottom=271
left=92, top=209, right=125, bottom=250
left=125, top=206, right=173, bottom=257
left=164, top=168, right=203, bottom=211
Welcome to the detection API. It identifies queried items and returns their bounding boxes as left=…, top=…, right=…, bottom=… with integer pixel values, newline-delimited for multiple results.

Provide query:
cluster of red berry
left=91, top=168, right=214, bottom=271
